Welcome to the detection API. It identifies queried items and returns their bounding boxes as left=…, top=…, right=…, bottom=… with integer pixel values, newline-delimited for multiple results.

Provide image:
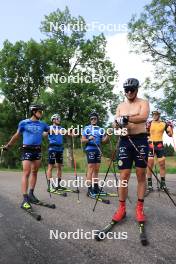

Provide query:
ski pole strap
left=127, top=136, right=176, bottom=207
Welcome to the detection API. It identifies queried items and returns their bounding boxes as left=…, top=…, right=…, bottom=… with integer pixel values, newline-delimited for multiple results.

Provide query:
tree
left=164, top=143, right=175, bottom=156
left=0, top=7, right=119, bottom=168
left=128, top=0, right=176, bottom=119
left=40, top=7, right=119, bottom=166
left=0, top=100, right=22, bottom=168
left=0, top=39, right=48, bottom=117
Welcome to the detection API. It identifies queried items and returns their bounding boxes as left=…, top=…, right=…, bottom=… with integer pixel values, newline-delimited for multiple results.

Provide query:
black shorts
left=48, top=150, right=63, bottom=164
left=117, top=135, right=149, bottom=170
left=86, top=149, right=101, bottom=164
left=21, top=146, right=41, bottom=161
left=148, top=141, right=165, bottom=159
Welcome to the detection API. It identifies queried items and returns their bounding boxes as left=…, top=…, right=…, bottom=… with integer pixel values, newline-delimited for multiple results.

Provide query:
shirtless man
left=112, top=78, right=150, bottom=223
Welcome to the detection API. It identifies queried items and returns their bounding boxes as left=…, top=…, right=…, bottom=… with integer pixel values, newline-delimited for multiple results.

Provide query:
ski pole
left=109, top=138, right=119, bottom=186
left=155, top=166, right=161, bottom=197
left=92, top=136, right=120, bottom=212
left=151, top=141, right=160, bottom=195
left=72, top=136, right=80, bottom=203
left=128, top=136, right=176, bottom=207
left=94, top=138, right=132, bottom=204
left=92, top=139, right=118, bottom=191
left=93, top=138, right=118, bottom=184
left=110, top=143, right=132, bottom=204
left=41, top=154, right=51, bottom=198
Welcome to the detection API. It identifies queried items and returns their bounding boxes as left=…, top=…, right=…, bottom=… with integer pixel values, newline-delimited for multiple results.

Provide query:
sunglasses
left=90, top=117, right=97, bottom=120
left=124, top=87, right=137, bottom=93
left=152, top=112, right=160, bottom=116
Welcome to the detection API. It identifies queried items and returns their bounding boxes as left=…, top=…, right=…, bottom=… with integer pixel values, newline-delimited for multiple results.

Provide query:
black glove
left=115, top=116, right=129, bottom=127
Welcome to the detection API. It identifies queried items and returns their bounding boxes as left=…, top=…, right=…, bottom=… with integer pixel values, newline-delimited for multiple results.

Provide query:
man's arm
left=81, top=135, right=94, bottom=143
left=165, top=123, right=174, bottom=137
left=128, top=101, right=150, bottom=124
left=102, top=134, right=110, bottom=144
left=113, top=106, right=121, bottom=128
left=43, top=131, right=49, bottom=137
left=5, top=131, right=21, bottom=149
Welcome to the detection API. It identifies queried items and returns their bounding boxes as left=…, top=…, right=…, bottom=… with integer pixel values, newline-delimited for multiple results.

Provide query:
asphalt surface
left=0, top=171, right=176, bottom=264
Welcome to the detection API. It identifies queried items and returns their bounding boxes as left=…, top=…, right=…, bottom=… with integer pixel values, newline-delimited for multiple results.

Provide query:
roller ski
left=87, top=188, right=110, bottom=204
left=47, top=186, right=67, bottom=197
left=144, top=186, right=154, bottom=197
left=55, top=186, right=79, bottom=194
left=21, top=200, right=41, bottom=221
left=157, top=181, right=169, bottom=192
left=28, top=192, right=56, bottom=209
left=93, top=185, right=116, bottom=199
left=136, top=201, right=149, bottom=246
left=138, top=222, right=148, bottom=246
left=96, top=192, right=118, bottom=197
left=95, top=202, right=126, bottom=241
left=95, top=220, right=119, bottom=241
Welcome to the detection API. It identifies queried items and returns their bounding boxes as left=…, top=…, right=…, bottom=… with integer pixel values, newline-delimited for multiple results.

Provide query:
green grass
left=1, top=149, right=176, bottom=173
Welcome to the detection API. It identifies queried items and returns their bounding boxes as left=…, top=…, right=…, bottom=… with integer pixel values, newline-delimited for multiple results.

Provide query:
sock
left=29, top=189, right=34, bottom=196
left=47, top=179, right=50, bottom=187
left=94, top=183, right=99, bottom=190
left=58, top=178, right=61, bottom=187
left=119, top=200, right=126, bottom=206
left=88, top=185, right=92, bottom=191
left=23, top=194, right=28, bottom=202
left=148, top=178, right=152, bottom=186
left=161, top=177, right=165, bottom=182
left=138, top=199, right=144, bottom=203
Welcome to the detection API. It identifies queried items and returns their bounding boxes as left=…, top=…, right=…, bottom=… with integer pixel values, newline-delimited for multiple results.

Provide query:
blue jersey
left=48, top=125, right=64, bottom=152
left=82, top=125, right=104, bottom=150
left=18, top=119, right=49, bottom=145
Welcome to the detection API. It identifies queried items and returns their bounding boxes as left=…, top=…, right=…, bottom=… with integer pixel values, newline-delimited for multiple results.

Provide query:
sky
left=0, top=0, right=174, bottom=145
left=0, top=0, right=150, bottom=45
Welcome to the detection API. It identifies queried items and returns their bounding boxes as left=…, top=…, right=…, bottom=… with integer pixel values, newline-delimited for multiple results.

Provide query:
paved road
left=0, top=171, right=176, bottom=264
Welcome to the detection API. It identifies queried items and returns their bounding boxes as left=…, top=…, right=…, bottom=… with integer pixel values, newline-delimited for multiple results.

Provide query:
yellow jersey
left=148, top=121, right=166, bottom=142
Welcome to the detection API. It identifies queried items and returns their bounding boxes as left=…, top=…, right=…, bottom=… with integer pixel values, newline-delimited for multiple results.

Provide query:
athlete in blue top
left=4, top=104, right=49, bottom=209
left=44, top=114, right=66, bottom=191
left=81, top=112, right=110, bottom=198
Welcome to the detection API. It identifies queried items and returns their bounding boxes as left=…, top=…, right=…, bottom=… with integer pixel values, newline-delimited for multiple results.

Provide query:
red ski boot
left=112, top=201, right=126, bottom=222
left=136, top=201, right=146, bottom=222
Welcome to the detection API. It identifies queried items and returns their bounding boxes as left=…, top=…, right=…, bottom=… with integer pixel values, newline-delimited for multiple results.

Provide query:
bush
left=164, top=144, right=175, bottom=157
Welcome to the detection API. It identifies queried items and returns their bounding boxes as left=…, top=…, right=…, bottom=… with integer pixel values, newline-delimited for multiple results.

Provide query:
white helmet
left=51, top=114, right=60, bottom=122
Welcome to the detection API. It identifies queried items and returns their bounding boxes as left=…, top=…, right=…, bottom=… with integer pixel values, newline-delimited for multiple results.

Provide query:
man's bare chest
left=119, top=103, right=141, bottom=116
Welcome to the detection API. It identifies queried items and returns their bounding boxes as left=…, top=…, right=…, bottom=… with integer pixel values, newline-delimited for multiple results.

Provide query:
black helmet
left=89, top=112, right=99, bottom=119
left=123, top=78, right=139, bottom=89
left=29, top=104, right=44, bottom=116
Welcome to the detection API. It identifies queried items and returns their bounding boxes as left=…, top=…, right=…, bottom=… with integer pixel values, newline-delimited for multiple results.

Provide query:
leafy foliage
left=128, top=0, right=176, bottom=119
